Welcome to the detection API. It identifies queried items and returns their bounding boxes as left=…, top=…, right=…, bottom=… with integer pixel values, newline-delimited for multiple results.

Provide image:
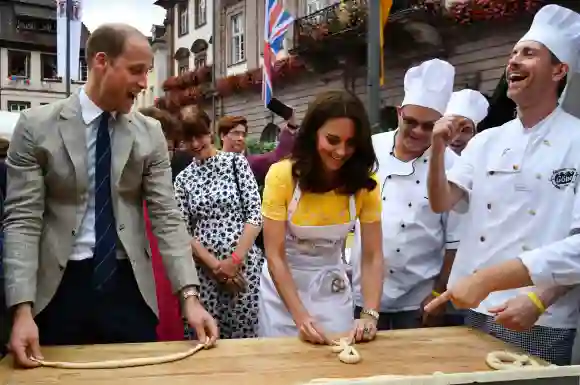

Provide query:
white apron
left=258, top=185, right=356, bottom=337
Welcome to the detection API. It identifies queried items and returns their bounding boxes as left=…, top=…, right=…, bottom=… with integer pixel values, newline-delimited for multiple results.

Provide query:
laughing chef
left=425, top=4, right=580, bottom=365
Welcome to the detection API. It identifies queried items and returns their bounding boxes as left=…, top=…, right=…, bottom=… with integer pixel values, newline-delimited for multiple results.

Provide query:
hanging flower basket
left=446, top=0, right=541, bottom=24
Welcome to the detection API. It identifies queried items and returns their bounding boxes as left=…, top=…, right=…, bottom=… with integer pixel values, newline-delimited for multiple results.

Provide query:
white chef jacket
left=351, top=130, right=462, bottom=312
left=447, top=107, right=580, bottom=329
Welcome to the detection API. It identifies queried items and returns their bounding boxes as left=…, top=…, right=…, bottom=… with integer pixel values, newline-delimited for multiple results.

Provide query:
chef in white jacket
left=445, top=89, right=489, bottom=155
left=425, top=4, right=580, bottom=365
left=350, top=59, right=460, bottom=329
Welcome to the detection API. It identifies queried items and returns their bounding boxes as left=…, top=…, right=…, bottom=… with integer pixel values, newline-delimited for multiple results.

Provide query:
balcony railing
left=293, top=0, right=442, bottom=53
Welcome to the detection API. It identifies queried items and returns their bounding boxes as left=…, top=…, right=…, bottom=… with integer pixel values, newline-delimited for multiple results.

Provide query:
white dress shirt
left=447, top=107, right=580, bottom=329
left=69, top=88, right=114, bottom=261
left=351, top=131, right=461, bottom=312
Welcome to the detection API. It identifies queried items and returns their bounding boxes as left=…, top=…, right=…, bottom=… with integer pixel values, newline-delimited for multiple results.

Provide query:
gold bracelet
left=526, top=292, right=546, bottom=314
left=432, top=290, right=441, bottom=297
left=360, top=308, right=379, bottom=322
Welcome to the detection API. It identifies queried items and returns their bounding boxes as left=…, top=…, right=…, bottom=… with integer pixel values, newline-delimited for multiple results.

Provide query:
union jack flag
left=262, top=0, right=294, bottom=107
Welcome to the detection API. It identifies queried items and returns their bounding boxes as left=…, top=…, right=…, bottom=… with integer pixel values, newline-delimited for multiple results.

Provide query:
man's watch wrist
left=181, top=286, right=201, bottom=303
left=360, top=308, right=379, bottom=322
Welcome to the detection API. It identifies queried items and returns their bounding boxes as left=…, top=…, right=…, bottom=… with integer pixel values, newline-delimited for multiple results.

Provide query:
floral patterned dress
left=174, top=151, right=263, bottom=339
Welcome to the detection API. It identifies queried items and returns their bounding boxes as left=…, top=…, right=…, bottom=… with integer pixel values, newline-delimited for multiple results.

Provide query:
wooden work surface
left=0, top=327, right=540, bottom=385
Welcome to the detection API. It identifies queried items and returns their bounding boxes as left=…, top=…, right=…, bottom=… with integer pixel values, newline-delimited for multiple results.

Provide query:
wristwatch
left=181, top=286, right=201, bottom=302
left=360, top=308, right=380, bottom=322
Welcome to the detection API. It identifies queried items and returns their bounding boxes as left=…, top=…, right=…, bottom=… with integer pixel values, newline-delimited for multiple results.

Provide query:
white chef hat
left=445, top=89, right=490, bottom=126
left=401, top=58, right=455, bottom=115
left=518, top=4, right=580, bottom=72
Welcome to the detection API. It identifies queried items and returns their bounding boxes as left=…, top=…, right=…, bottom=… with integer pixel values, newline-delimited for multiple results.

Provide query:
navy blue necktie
left=93, top=111, right=118, bottom=291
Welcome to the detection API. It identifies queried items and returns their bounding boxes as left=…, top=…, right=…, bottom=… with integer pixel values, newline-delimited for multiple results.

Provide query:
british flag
left=263, top=0, right=294, bottom=107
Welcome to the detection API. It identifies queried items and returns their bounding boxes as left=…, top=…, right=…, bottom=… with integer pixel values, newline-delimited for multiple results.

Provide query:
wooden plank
left=0, top=327, right=548, bottom=385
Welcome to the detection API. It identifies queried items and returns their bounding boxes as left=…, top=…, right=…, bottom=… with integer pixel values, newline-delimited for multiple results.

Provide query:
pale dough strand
left=485, top=351, right=543, bottom=370
left=30, top=340, right=210, bottom=369
left=330, top=338, right=361, bottom=364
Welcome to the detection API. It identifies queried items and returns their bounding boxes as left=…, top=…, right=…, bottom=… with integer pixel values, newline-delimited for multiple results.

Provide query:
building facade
left=158, top=1, right=580, bottom=139
left=172, top=0, right=213, bottom=74
left=0, top=0, right=90, bottom=111
left=134, top=25, right=170, bottom=109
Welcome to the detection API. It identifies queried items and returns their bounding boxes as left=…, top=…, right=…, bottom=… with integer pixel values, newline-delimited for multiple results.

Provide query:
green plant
left=246, top=139, right=276, bottom=155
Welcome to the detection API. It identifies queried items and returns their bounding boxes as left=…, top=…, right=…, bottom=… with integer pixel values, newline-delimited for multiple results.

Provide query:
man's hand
left=431, top=116, right=469, bottom=148
left=488, top=294, right=542, bottom=331
left=182, top=297, right=219, bottom=347
left=8, top=304, right=42, bottom=368
left=424, top=273, right=492, bottom=313
left=421, top=293, right=446, bottom=327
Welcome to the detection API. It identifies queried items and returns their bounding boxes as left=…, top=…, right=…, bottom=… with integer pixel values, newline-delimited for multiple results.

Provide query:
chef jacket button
left=387, top=175, right=392, bottom=179
left=382, top=197, right=386, bottom=201
left=536, top=173, right=542, bottom=180
left=543, top=140, right=550, bottom=146
left=389, top=269, right=394, bottom=274
left=488, top=171, right=495, bottom=176
left=513, top=164, right=519, bottom=170
left=487, top=203, right=491, bottom=210
left=415, top=180, right=420, bottom=184
left=522, top=245, right=530, bottom=251
left=389, top=151, right=394, bottom=156
left=119, top=224, right=125, bottom=231
left=396, top=248, right=401, bottom=253
left=408, top=202, right=412, bottom=207
left=401, top=223, right=405, bottom=228
left=480, top=236, right=486, bottom=242
left=423, top=159, right=427, bottom=163
left=528, top=209, right=536, bottom=216
left=71, top=230, right=76, bottom=236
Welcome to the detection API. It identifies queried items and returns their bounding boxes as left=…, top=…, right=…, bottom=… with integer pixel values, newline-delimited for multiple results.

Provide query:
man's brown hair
left=85, top=23, right=145, bottom=68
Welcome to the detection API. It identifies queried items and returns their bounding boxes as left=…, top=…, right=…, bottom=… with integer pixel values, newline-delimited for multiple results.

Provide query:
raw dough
left=485, top=351, right=542, bottom=370
left=29, top=339, right=210, bottom=369
left=330, top=338, right=361, bottom=364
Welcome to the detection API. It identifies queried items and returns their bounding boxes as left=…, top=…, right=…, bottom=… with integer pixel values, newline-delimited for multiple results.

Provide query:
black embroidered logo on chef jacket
left=550, top=168, right=578, bottom=189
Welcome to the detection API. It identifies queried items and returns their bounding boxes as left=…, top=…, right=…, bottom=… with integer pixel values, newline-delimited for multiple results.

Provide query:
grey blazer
left=3, top=93, right=199, bottom=317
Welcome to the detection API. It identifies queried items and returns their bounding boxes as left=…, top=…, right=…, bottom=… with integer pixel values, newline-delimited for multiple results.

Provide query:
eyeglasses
left=228, top=130, right=247, bottom=139
left=400, top=114, right=436, bottom=131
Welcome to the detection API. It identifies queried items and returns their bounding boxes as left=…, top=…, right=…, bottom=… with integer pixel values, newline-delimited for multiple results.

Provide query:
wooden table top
left=0, top=327, right=540, bottom=385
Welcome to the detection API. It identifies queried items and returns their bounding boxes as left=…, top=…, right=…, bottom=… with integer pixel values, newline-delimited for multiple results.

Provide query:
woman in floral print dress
left=174, top=106, right=263, bottom=339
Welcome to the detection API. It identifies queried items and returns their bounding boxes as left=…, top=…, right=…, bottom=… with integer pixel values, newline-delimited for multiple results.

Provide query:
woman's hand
left=296, top=315, right=330, bottom=345
left=213, top=258, right=239, bottom=280
left=349, top=317, right=378, bottom=343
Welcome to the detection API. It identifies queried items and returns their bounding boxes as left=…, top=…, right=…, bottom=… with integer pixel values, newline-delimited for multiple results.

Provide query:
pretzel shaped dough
left=330, top=338, right=361, bottom=364
left=29, top=340, right=211, bottom=369
left=485, top=351, right=541, bottom=370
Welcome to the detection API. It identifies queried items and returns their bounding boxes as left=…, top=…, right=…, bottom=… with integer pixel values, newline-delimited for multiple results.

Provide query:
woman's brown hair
left=139, top=106, right=180, bottom=141
left=179, top=105, right=211, bottom=139
left=217, top=116, right=248, bottom=138
left=291, top=90, right=378, bottom=195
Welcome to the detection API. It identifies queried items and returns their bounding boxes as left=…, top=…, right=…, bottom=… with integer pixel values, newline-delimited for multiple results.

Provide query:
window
left=7, top=50, right=31, bottom=78
left=178, top=3, right=189, bottom=36
left=78, top=57, right=88, bottom=82
left=178, top=59, right=189, bottom=75
left=7, top=101, right=31, bottom=112
left=195, top=0, right=207, bottom=28
left=306, top=0, right=324, bottom=14
left=230, top=13, right=245, bottom=64
left=41, top=54, right=59, bottom=80
left=40, top=103, right=49, bottom=105
left=194, top=53, right=207, bottom=69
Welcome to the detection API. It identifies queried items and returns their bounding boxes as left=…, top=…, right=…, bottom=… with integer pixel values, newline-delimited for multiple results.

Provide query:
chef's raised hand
left=431, top=116, right=469, bottom=147
left=8, top=304, right=43, bottom=368
left=424, top=274, right=492, bottom=313
left=297, top=316, right=330, bottom=345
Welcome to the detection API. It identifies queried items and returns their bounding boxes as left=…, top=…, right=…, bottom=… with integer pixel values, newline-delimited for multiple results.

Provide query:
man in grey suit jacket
left=4, top=24, right=218, bottom=368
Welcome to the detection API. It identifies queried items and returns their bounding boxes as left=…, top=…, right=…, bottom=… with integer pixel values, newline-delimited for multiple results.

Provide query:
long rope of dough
left=29, top=340, right=210, bottom=369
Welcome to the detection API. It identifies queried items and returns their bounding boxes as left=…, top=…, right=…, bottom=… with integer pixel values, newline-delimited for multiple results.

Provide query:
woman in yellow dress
left=258, top=90, right=384, bottom=344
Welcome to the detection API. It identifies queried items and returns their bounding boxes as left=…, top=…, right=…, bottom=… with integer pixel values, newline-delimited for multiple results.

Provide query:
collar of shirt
left=79, top=87, right=117, bottom=126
